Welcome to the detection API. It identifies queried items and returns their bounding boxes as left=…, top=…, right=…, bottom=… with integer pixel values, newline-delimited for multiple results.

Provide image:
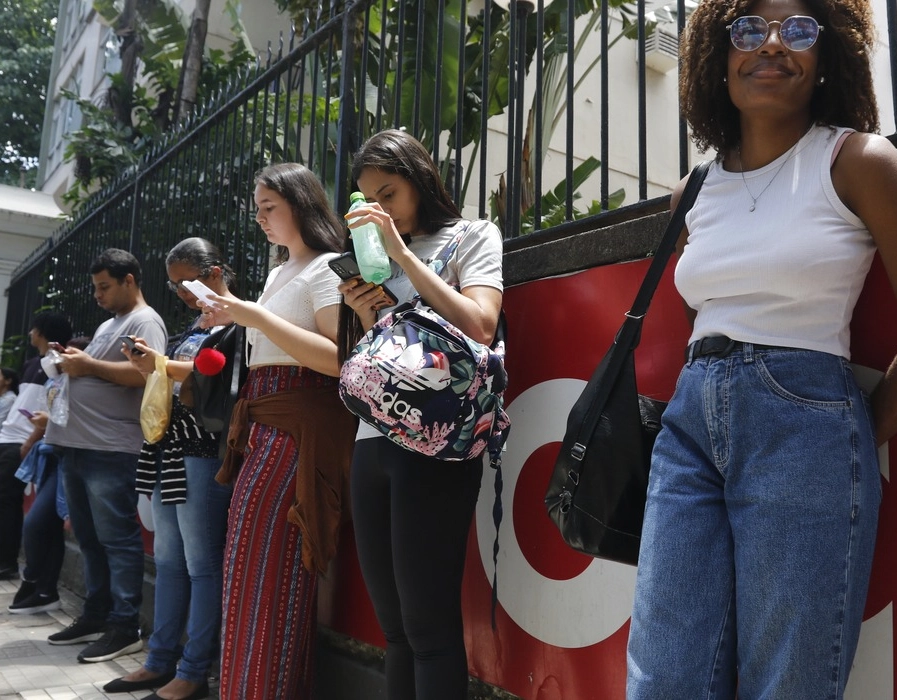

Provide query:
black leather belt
left=686, top=336, right=781, bottom=362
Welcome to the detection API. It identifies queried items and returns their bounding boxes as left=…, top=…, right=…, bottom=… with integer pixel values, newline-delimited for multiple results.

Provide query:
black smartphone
left=119, top=335, right=144, bottom=355
left=328, top=251, right=362, bottom=280
left=329, top=252, right=398, bottom=305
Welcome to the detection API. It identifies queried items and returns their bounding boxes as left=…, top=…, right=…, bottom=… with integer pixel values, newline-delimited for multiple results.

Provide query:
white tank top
left=676, top=125, right=874, bottom=359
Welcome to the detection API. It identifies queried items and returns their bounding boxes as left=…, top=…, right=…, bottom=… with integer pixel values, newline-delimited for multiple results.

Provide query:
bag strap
left=628, top=160, right=711, bottom=321
left=566, top=160, right=711, bottom=463
left=228, top=325, right=244, bottom=402
left=429, top=220, right=472, bottom=278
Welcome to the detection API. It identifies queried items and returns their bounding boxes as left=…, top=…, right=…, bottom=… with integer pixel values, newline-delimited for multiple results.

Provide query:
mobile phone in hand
left=328, top=251, right=362, bottom=280
left=119, top=335, right=144, bottom=355
left=17, top=408, right=34, bottom=419
left=329, top=252, right=398, bottom=305
left=180, top=279, right=221, bottom=308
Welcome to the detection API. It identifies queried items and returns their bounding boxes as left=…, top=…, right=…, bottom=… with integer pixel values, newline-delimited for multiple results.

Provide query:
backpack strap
left=428, top=221, right=472, bottom=279
left=428, top=219, right=509, bottom=627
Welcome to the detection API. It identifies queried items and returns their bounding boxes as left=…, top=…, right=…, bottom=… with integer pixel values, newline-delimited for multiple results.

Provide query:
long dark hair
left=349, top=129, right=462, bottom=234
left=337, top=130, right=463, bottom=364
left=254, top=163, right=344, bottom=263
left=166, top=237, right=240, bottom=295
left=680, top=0, right=878, bottom=154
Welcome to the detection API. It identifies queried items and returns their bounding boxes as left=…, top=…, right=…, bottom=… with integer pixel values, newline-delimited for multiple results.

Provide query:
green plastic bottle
left=348, top=192, right=391, bottom=284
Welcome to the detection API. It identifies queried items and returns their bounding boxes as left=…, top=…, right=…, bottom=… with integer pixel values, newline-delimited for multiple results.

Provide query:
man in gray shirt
left=44, top=249, right=167, bottom=663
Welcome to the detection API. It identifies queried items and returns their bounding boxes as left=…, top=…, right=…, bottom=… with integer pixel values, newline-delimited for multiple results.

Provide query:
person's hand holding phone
left=56, top=345, right=94, bottom=378
left=119, top=335, right=143, bottom=355
left=330, top=252, right=397, bottom=323
left=338, top=277, right=395, bottom=330
left=196, top=295, right=236, bottom=329
left=120, top=336, right=157, bottom=375
left=198, top=295, right=265, bottom=330
left=29, top=410, right=48, bottom=430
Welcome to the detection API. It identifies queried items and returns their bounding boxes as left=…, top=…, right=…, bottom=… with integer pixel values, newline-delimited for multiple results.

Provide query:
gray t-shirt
left=381, top=219, right=504, bottom=309
left=45, top=304, right=167, bottom=454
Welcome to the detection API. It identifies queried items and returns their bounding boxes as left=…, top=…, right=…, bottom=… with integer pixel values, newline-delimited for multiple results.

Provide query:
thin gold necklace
left=737, top=136, right=803, bottom=212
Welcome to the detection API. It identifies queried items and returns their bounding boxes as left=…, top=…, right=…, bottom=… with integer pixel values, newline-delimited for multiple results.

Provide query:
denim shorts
left=627, top=344, right=881, bottom=700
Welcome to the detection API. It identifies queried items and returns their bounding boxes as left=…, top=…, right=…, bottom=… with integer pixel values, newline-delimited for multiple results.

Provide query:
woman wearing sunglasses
left=108, top=238, right=239, bottom=700
left=627, top=1, right=897, bottom=698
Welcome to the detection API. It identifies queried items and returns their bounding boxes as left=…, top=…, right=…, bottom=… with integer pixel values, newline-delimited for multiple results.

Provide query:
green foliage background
left=0, top=0, right=57, bottom=188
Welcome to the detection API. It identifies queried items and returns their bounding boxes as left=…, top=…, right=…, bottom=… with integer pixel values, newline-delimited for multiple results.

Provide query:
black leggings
left=0, top=442, right=26, bottom=572
left=351, top=438, right=483, bottom=700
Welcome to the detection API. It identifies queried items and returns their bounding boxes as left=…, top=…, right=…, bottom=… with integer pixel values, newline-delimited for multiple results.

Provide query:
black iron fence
left=4, top=0, right=897, bottom=350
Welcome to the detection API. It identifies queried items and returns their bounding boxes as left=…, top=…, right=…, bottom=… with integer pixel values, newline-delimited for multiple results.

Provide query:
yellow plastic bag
left=140, top=354, right=173, bottom=443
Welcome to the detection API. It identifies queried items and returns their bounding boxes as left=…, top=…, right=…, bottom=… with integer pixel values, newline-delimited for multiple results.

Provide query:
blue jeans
left=145, top=456, right=230, bottom=682
left=22, top=457, right=65, bottom=596
left=627, top=345, right=880, bottom=700
left=59, top=447, right=144, bottom=631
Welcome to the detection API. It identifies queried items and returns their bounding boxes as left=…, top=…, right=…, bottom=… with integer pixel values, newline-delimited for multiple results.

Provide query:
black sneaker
left=77, top=628, right=143, bottom=663
left=47, top=617, right=105, bottom=645
left=8, top=591, right=61, bottom=614
left=11, top=579, right=37, bottom=605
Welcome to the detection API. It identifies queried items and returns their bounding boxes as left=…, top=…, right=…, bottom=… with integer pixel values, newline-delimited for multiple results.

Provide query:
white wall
left=0, top=185, right=64, bottom=339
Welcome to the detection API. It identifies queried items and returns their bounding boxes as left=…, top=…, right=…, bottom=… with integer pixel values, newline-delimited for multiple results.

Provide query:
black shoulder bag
left=183, top=323, right=247, bottom=457
left=544, top=161, right=711, bottom=566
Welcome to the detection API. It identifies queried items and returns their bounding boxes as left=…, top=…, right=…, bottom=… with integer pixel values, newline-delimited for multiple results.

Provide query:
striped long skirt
left=218, top=366, right=318, bottom=700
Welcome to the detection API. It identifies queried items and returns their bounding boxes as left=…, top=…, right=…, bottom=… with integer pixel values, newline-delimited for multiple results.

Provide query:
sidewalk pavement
left=0, top=579, right=220, bottom=700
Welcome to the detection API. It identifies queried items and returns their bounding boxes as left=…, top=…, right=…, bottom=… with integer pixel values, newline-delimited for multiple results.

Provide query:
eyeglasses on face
left=727, top=15, right=823, bottom=52
left=166, top=280, right=190, bottom=293
left=167, top=267, right=217, bottom=293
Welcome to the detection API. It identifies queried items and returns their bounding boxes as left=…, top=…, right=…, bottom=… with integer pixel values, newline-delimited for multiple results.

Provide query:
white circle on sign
left=137, top=493, right=154, bottom=532
left=476, top=379, right=637, bottom=649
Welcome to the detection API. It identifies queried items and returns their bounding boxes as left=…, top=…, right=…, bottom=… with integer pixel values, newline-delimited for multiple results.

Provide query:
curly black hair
left=680, top=0, right=878, bottom=154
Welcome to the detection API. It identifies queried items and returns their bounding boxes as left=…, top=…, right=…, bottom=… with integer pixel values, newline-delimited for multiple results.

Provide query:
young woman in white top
left=626, top=1, right=897, bottom=698
left=337, top=129, right=504, bottom=700
left=201, top=163, right=355, bottom=700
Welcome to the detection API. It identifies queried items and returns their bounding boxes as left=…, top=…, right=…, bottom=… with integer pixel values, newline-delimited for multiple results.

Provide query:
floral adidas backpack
left=338, top=225, right=510, bottom=467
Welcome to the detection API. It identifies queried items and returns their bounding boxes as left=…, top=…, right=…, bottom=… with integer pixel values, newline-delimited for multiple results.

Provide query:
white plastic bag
left=46, top=373, right=70, bottom=427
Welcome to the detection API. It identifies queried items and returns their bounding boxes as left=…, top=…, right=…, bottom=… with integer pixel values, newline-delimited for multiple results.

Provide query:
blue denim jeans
left=145, top=456, right=230, bottom=682
left=627, top=345, right=881, bottom=700
left=58, top=447, right=144, bottom=631
left=22, top=458, right=65, bottom=596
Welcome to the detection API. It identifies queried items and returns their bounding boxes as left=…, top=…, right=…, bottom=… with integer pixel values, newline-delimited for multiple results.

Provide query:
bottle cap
left=349, top=191, right=367, bottom=203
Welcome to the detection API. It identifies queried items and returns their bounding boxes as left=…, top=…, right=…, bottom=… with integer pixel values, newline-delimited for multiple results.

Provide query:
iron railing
left=4, top=0, right=896, bottom=347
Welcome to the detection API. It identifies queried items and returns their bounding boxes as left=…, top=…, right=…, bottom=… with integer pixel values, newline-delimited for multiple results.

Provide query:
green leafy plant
left=61, top=0, right=253, bottom=208
left=0, top=0, right=57, bottom=187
